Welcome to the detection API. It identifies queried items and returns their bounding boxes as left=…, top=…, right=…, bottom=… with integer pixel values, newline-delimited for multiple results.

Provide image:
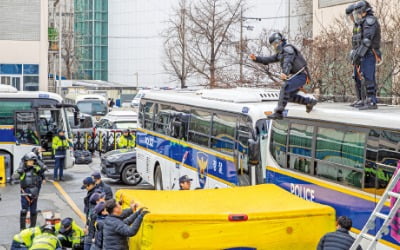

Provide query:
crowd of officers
left=11, top=149, right=149, bottom=250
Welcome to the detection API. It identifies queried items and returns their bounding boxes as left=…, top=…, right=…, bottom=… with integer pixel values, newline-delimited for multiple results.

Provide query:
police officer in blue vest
left=250, top=32, right=317, bottom=120
left=351, top=1, right=381, bottom=110
left=12, top=152, right=46, bottom=230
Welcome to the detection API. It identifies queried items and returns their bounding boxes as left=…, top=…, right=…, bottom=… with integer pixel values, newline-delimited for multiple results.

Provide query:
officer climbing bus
left=12, top=152, right=47, bottom=230
left=117, top=129, right=136, bottom=149
left=350, top=0, right=381, bottom=110
left=249, top=32, right=317, bottom=120
left=52, top=129, right=72, bottom=181
left=10, top=225, right=42, bottom=250
left=30, top=224, right=62, bottom=250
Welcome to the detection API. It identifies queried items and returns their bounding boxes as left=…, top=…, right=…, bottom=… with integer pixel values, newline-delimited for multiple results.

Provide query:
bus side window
left=143, top=102, right=155, bottom=131
left=374, top=130, right=399, bottom=192
left=269, top=120, right=289, bottom=168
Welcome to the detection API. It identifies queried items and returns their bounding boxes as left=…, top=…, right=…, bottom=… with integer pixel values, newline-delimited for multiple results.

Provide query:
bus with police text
left=136, top=88, right=400, bottom=249
left=0, top=85, right=77, bottom=182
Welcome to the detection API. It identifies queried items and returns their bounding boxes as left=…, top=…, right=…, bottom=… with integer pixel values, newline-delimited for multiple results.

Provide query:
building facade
left=74, top=0, right=108, bottom=80
left=0, top=0, right=48, bottom=91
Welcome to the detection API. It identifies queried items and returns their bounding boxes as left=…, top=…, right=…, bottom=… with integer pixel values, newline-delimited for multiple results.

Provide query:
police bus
left=0, top=85, right=78, bottom=182
left=136, top=88, right=281, bottom=190
left=137, top=88, right=400, bottom=249
left=266, top=103, right=400, bottom=249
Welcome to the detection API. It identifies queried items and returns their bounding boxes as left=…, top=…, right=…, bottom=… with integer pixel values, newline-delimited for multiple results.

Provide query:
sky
left=108, top=0, right=292, bottom=88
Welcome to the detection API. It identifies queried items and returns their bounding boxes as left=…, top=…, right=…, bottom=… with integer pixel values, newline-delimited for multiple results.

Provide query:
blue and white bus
left=137, top=88, right=400, bottom=249
left=266, top=103, right=400, bottom=249
left=136, top=88, right=280, bottom=190
left=0, top=85, right=77, bottom=182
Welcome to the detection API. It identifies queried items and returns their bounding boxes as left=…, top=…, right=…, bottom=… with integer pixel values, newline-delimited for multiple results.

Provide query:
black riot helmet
left=354, top=1, right=372, bottom=14
left=23, top=152, right=37, bottom=162
left=268, top=32, right=285, bottom=45
left=41, top=224, right=56, bottom=234
left=345, top=3, right=355, bottom=15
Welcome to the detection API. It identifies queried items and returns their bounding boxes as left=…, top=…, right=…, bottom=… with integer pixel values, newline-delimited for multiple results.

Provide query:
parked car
left=95, top=110, right=138, bottom=151
left=101, top=149, right=142, bottom=185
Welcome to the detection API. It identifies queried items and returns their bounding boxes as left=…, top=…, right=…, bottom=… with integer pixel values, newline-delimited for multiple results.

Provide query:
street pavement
left=0, top=154, right=151, bottom=249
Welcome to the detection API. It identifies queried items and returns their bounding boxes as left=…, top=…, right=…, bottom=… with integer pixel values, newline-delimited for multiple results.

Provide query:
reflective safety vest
left=117, top=134, right=136, bottom=149
left=52, top=136, right=71, bottom=156
left=30, top=232, right=61, bottom=250
left=55, top=221, right=84, bottom=245
left=13, top=226, right=42, bottom=247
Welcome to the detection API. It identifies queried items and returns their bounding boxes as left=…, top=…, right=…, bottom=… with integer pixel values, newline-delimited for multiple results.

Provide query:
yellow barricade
left=117, top=184, right=336, bottom=250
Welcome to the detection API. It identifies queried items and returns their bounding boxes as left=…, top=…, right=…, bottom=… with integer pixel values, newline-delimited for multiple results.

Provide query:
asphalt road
left=0, top=155, right=151, bottom=249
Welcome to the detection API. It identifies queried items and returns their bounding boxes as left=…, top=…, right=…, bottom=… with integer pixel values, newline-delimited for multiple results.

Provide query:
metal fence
left=72, top=130, right=123, bottom=155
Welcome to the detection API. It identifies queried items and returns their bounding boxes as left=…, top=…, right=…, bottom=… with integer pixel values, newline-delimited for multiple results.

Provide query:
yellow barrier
left=117, top=184, right=336, bottom=250
left=0, top=156, right=5, bottom=184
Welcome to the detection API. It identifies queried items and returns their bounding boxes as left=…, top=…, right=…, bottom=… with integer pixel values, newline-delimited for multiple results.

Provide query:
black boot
left=20, top=210, right=27, bottom=230
left=268, top=112, right=284, bottom=120
left=358, top=99, right=377, bottom=110
left=350, top=99, right=363, bottom=107
left=30, top=213, right=38, bottom=227
left=306, top=99, right=317, bottom=113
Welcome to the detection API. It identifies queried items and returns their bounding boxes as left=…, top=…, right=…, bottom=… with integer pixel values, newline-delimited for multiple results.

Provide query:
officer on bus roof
left=249, top=32, right=317, bottom=120
left=350, top=0, right=381, bottom=110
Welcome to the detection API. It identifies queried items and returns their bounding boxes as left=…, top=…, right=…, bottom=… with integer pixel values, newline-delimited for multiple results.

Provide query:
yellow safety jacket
left=30, top=232, right=61, bottom=250
left=52, top=136, right=71, bottom=156
left=117, top=134, right=136, bottom=149
left=13, top=226, right=42, bottom=247
left=55, top=221, right=84, bottom=245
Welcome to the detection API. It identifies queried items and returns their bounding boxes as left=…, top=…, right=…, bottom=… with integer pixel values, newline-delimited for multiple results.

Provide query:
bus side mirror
left=74, top=111, right=79, bottom=126
left=248, top=138, right=260, bottom=165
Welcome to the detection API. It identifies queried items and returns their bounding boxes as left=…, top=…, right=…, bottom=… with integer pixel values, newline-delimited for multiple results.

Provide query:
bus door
left=37, top=107, right=74, bottom=168
left=236, top=116, right=251, bottom=186
left=256, top=119, right=270, bottom=183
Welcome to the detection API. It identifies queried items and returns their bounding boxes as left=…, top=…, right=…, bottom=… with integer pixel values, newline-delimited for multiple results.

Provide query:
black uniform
left=352, top=8, right=381, bottom=109
left=15, top=162, right=46, bottom=230
left=254, top=41, right=316, bottom=118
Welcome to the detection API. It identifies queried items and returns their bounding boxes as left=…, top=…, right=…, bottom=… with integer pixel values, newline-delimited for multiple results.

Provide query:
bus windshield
left=77, top=100, right=108, bottom=116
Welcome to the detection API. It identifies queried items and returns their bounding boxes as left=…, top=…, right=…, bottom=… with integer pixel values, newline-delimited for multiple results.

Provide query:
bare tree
left=163, top=0, right=192, bottom=88
left=186, top=0, right=243, bottom=88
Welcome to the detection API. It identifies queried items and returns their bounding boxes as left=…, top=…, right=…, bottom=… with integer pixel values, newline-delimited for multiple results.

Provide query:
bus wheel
left=154, top=166, right=163, bottom=190
left=121, top=164, right=142, bottom=186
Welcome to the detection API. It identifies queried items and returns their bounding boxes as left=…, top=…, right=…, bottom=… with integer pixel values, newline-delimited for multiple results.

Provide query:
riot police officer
left=351, top=1, right=381, bottom=110
left=117, top=129, right=136, bottom=149
left=52, top=129, right=71, bottom=181
left=12, top=152, right=46, bottom=230
left=250, top=32, right=317, bottom=119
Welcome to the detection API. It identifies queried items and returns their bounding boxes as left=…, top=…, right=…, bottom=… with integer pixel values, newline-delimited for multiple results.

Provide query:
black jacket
left=317, top=228, right=362, bottom=250
left=84, top=187, right=99, bottom=223
left=255, top=43, right=307, bottom=75
left=94, top=214, right=107, bottom=248
left=103, top=209, right=145, bottom=250
left=96, top=181, right=113, bottom=200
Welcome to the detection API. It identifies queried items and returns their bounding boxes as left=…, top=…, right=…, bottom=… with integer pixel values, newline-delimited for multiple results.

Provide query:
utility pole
left=181, top=0, right=186, bottom=89
left=58, top=0, right=63, bottom=95
left=288, top=0, right=291, bottom=41
left=239, top=7, right=243, bottom=84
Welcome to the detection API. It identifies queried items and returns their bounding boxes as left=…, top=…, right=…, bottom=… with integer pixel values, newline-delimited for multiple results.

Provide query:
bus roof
left=286, top=102, right=400, bottom=131
left=0, top=90, right=64, bottom=103
left=76, top=94, right=107, bottom=102
left=144, top=88, right=400, bottom=131
left=142, top=88, right=280, bottom=122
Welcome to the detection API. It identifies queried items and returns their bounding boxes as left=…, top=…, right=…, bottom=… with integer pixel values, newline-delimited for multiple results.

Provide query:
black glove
left=140, top=210, right=150, bottom=216
left=137, top=207, right=148, bottom=214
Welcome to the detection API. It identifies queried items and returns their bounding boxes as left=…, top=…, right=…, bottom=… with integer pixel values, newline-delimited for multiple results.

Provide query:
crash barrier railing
left=72, top=130, right=124, bottom=155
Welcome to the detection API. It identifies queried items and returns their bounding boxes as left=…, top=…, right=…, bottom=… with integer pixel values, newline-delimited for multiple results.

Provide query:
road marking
left=51, top=181, right=86, bottom=223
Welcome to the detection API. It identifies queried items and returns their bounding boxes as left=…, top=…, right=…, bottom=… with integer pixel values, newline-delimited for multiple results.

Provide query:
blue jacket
left=317, top=228, right=362, bottom=250
left=103, top=209, right=145, bottom=250
left=96, top=181, right=113, bottom=200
